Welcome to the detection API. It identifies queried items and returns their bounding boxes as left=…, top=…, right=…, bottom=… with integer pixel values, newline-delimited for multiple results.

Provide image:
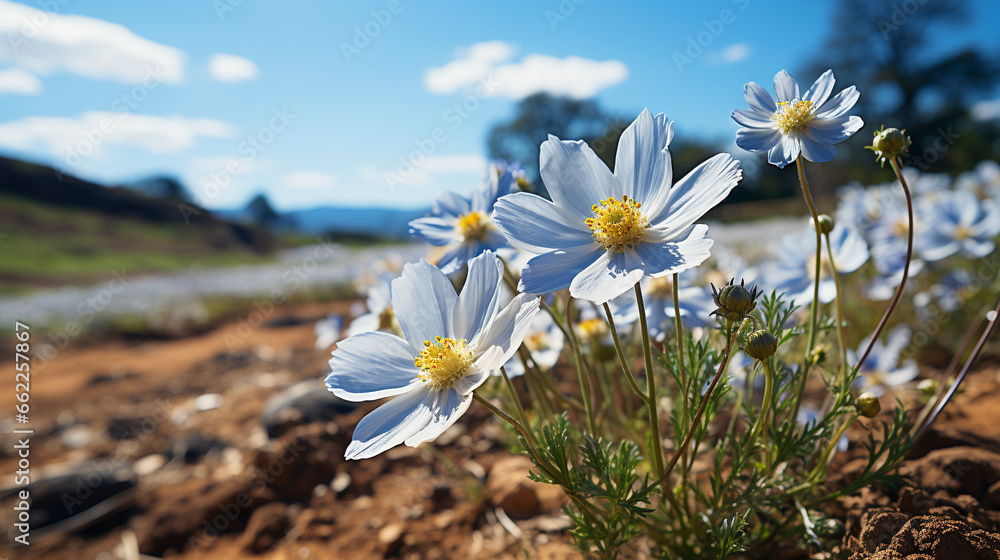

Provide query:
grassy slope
left=0, top=193, right=276, bottom=294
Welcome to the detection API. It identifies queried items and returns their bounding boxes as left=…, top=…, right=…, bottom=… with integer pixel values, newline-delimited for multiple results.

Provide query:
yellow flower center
left=806, top=252, right=834, bottom=281
left=378, top=307, right=398, bottom=332
left=953, top=225, right=971, bottom=241
left=524, top=331, right=550, bottom=352
left=646, top=276, right=674, bottom=299
left=414, top=337, right=475, bottom=391
left=575, top=318, right=608, bottom=344
left=892, top=219, right=909, bottom=238
left=456, top=210, right=492, bottom=242
left=773, top=100, right=815, bottom=134
left=585, top=195, right=649, bottom=252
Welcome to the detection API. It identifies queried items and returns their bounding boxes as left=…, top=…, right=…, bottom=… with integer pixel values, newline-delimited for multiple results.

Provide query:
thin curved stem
left=500, top=366, right=530, bottom=429
left=565, top=293, right=597, bottom=434
left=635, top=283, right=666, bottom=481
left=791, top=156, right=823, bottom=423
left=914, top=295, right=1000, bottom=441
left=748, top=358, right=775, bottom=447
left=852, top=157, right=914, bottom=373
left=603, top=302, right=649, bottom=402
left=809, top=413, right=858, bottom=481
left=654, top=321, right=739, bottom=488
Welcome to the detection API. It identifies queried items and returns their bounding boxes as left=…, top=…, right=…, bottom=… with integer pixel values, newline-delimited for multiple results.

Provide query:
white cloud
left=0, top=67, right=42, bottom=95
left=707, top=43, right=752, bottom=66
left=972, top=99, right=1000, bottom=122
left=0, top=112, right=235, bottom=157
left=425, top=40, right=515, bottom=94
left=281, top=171, right=337, bottom=190
left=0, top=0, right=185, bottom=84
left=425, top=41, right=628, bottom=100
left=373, top=154, right=487, bottom=187
left=208, top=53, right=259, bottom=83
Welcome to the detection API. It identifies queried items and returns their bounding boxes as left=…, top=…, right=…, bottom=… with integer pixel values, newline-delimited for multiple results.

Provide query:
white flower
left=326, top=251, right=538, bottom=459
left=733, top=69, right=863, bottom=168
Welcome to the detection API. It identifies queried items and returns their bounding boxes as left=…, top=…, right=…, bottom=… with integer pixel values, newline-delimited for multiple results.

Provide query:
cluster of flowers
left=323, top=68, right=999, bottom=462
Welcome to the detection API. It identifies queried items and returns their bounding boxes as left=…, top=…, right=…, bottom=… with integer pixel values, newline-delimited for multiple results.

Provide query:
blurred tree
left=246, top=193, right=281, bottom=227
left=486, top=93, right=630, bottom=194
left=806, top=0, right=1000, bottom=186
left=128, top=176, right=193, bottom=203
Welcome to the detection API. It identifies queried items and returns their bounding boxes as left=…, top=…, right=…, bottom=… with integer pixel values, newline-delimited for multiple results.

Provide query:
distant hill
left=0, top=156, right=282, bottom=292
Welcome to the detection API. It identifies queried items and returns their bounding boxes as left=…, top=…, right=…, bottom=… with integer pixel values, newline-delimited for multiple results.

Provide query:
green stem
left=655, top=321, right=739, bottom=488
left=500, top=366, right=530, bottom=428
left=565, top=293, right=597, bottom=434
left=635, top=283, right=666, bottom=482
left=809, top=414, right=857, bottom=480
left=603, top=302, right=649, bottom=402
left=748, top=358, right=775, bottom=447
left=851, top=157, right=915, bottom=373
left=791, top=155, right=823, bottom=423
left=823, top=231, right=849, bottom=390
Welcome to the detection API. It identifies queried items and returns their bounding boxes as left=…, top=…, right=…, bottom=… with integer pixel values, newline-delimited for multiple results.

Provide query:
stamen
left=414, top=336, right=475, bottom=390
left=773, top=100, right=815, bottom=134
left=585, top=195, right=649, bottom=252
left=455, top=210, right=492, bottom=242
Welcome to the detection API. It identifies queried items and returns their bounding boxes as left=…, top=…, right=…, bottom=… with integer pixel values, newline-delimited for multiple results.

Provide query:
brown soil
left=0, top=301, right=998, bottom=559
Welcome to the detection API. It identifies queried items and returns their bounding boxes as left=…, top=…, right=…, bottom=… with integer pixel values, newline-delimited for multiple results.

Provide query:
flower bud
left=711, top=279, right=760, bottom=322
left=816, top=214, right=835, bottom=235
left=855, top=392, right=881, bottom=418
left=743, top=330, right=777, bottom=361
left=866, top=126, right=911, bottom=166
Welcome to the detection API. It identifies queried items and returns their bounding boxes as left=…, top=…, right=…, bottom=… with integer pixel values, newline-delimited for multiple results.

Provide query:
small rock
left=262, top=381, right=357, bottom=439
left=377, top=522, right=405, bottom=556
left=330, top=472, right=351, bottom=494
left=133, top=454, right=167, bottom=476
left=241, top=502, right=290, bottom=553
left=486, top=455, right=564, bottom=518
left=194, top=393, right=223, bottom=411
left=170, top=432, right=228, bottom=463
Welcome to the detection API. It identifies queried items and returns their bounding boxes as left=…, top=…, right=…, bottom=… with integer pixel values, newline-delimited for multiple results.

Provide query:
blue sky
left=1, top=0, right=998, bottom=211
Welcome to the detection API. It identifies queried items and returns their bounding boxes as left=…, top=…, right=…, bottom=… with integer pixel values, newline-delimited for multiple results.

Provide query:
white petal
left=805, top=116, right=863, bottom=145
left=434, top=191, right=471, bottom=217
left=345, top=388, right=436, bottom=460
left=803, top=70, right=835, bottom=106
left=830, top=223, right=869, bottom=272
left=569, top=250, right=645, bottom=304
left=736, top=126, right=781, bottom=153
left=539, top=135, right=618, bottom=217
left=409, top=216, right=458, bottom=246
left=744, top=81, right=776, bottom=113
left=404, top=389, right=473, bottom=446
left=815, top=86, right=860, bottom=119
left=773, top=70, right=800, bottom=103
left=613, top=109, right=674, bottom=205
left=454, top=250, right=505, bottom=341
left=732, top=108, right=775, bottom=129
left=491, top=192, right=593, bottom=254
left=799, top=135, right=837, bottom=163
left=638, top=224, right=713, bottom=277
left=474, top=294, right=540, bottom=364
left=519, top=244, right=604, bottom=295
left=650, top=153, right=741, bottom=233
left=326, top=331, right=419, bottom=401
left=392, top=260, right=459, bottom=351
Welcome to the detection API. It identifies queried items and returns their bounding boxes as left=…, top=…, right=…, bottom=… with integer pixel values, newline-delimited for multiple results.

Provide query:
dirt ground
left=1, top=300, right=998, bottom=559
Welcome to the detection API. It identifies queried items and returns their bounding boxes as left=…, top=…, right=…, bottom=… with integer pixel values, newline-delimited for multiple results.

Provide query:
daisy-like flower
left=917, top=190, right=1000, bottom=261
left=346, top=272, right=397, bottom=338
left=610, top=273, right=715, bottom=340
left=492, top=109, right=742, bottom=304
left=733, top=69, right=863, bottom=168
left=849, top=325, right=918, bottom=397
left=326, top=251, right=539, bottom=460
left=762, top=221, right=869, bottom=306
left=409, top=161, right=520, bottom=274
